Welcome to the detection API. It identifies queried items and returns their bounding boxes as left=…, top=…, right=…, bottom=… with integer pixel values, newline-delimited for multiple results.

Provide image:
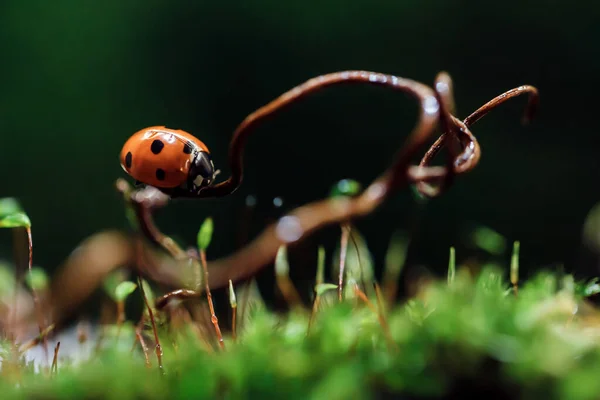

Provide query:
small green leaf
left=315, top=283, right=338, bottom=296
left=197, top=217, right=214, bottom=251
left=472, top=226, right=506, bottom=255
left=0, top=198, right=23, bottom=217
left=25, top=267, right=49, bottom=291
left=329, top=179, right=362, bottom=198
left=114, top=281, right=137, bottom=302
left=229, top=280, right=237, bottom=308
left=275, top=245, right=289, bottom=277
left=448, top=247, right=456, bottom=285
left=0, top=212, right=31, bottom=228
left=510, top=241, right=520, bottom=286
left=103, top=270, right=127, bottom=300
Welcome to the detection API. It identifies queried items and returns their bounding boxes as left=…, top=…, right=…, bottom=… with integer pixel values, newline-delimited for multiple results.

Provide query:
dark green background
left=1, top=1, right=599, bottom=284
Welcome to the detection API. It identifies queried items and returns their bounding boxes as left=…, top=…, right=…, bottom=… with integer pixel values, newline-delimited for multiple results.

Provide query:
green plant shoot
left=197, top=217, right=214, bottom=251
left=229, top=280, right=237, bottom=309
left=472, top=225, right=506, bottom=255
left=448, top=247, right=456, bottom=285
left=114, top=281, right=137, bottom=302
left=511, top=241, right=520, bottom=286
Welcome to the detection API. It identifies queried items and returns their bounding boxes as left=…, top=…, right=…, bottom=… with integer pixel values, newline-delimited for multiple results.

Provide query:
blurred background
left=0, top=1, right=599, bottom=302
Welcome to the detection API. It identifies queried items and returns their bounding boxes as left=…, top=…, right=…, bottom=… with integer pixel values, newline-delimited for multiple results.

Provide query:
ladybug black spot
left=183, top=141, right=193, bottom=154
left=125, top=152, right=132, bottom=169
left=151, top=140, right=164, bottom=155
left=156, top=168, right=166, bottom=181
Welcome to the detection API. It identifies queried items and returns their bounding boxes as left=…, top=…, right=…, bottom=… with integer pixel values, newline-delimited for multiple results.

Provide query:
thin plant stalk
left=22, top=227, right=49, bottom=366
left=18, top=324, right=55, bottom=354
left=199, top=250, right=225, bottom=349
left=338, top=223, right=351, bottom=301
left=353, top=283, right=397, bottom=351
left=9, top=230, right=21, bottom=346
left=137, top=276, right=164, bottom=375
left=229, top=280, right=237, bottom=342
left=130, top=314, right=151, bottom=368
left=51, top=342, right=60, bottom=376
left=347, top=228, right=368, bottom=294
left=135, top=330, right=151, bottom=368
left=308, top=246, right=326, bottom=334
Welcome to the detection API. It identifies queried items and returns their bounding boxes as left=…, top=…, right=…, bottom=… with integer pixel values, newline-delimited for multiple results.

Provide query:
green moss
left=1, top=265, right=600, bottom=399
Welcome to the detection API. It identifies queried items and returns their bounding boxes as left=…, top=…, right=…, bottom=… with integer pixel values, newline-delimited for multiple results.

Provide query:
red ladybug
left=120, top=126, right=217, bottom=196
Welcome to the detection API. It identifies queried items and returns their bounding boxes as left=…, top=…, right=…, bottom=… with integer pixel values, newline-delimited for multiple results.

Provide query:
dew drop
left=276, top=216, right=303, bottom=243
left=424, top=96, right=440, bottom=115
left=245, top=195, right=257, bottom=207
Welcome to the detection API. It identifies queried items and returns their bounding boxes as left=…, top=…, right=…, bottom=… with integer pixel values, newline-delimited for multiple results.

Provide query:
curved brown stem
left=463, top=85, right=539, bottom=128
left=188, top=70, right=440, bottom=198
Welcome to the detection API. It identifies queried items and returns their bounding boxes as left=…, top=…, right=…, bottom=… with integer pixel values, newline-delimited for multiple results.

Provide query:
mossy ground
left=2, top=265, right=600, bottom=400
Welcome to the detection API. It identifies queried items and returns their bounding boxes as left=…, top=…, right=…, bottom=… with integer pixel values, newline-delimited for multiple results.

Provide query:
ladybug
left=120, top=126, right=217, bottom=197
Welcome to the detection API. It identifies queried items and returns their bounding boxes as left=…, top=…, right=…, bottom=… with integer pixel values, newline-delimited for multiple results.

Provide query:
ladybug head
left=187, top=150, right=217, bottom=193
